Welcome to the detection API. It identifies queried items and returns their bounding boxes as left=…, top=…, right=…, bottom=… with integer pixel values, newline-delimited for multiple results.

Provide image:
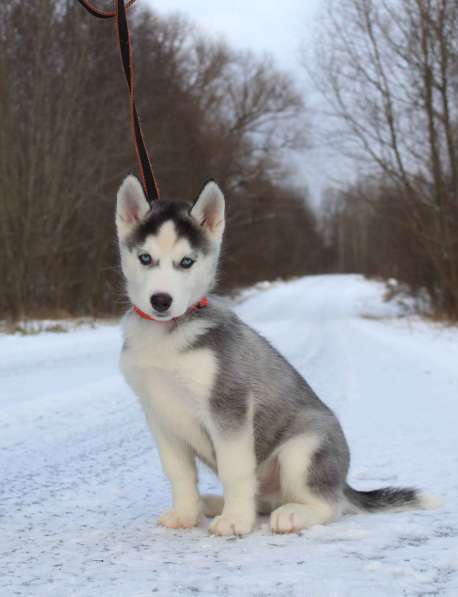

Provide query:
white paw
left=270, top=504, right=310, bottom=534
left=208, top=513, right=255, bottom=536
left=157, top=509, right=200, bottom=529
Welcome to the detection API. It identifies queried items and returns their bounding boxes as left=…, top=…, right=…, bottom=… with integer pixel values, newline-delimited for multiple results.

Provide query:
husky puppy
left=117, top=175, right=437, bottom=536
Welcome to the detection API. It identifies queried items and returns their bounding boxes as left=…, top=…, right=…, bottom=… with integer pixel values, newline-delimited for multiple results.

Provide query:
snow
left=1, top=274, right=458, bottom=596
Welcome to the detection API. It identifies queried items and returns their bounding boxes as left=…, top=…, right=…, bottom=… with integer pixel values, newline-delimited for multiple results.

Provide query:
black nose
left=150, top=293, right=173, bottom=313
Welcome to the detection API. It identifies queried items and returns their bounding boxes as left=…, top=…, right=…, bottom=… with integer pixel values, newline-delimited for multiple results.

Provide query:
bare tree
left=311, top=0, right=458, bottom=317
left=0, top=1, right=320, bottom=320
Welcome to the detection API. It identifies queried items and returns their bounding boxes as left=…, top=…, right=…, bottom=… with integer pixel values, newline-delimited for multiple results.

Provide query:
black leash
left=76, top=0, right=160, bottom=203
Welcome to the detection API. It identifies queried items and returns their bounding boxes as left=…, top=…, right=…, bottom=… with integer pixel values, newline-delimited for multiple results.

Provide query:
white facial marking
left=156, top=221, right=178, bottom=254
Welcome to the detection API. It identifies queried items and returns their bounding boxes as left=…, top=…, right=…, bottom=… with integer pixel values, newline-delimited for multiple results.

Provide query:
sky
left=147, top=0, right=320, bottom=75
left=144, top=0, right=343, bottom=204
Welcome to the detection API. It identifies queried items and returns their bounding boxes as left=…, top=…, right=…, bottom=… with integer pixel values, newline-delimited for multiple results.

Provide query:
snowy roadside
left=1, top=274, right=458, bottom=596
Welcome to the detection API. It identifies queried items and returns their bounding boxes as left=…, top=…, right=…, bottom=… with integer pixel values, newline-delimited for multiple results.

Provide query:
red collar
left=132, top=297, right=209, bottom=322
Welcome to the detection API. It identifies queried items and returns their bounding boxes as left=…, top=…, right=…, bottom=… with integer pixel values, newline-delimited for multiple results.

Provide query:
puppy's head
left=116, top=175, right=225, bottom=320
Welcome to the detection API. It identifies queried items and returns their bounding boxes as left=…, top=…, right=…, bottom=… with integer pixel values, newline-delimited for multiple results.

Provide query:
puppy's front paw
left=208, top=513, right=255, bottom=536
left=157, top=509, right=200, bottom=530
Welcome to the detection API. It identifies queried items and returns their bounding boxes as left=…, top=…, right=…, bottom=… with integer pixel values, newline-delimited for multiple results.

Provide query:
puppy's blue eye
left=138, top=253, right=152, bottom=266
left=180, top=257, right=195, bottom=269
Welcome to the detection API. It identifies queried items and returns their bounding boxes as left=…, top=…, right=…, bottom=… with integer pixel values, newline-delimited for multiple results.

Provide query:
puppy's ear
left=190, top=181, right=225, bottom=241
left=116, top=175, right=150, bottom=239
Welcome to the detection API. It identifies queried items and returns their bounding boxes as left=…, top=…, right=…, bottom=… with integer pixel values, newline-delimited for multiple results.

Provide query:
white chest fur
left=120, top=313, right=218, bottom=464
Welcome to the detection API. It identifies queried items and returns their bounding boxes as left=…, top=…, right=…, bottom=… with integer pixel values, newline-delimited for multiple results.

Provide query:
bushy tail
left=344, top=484, right=442, bottom=514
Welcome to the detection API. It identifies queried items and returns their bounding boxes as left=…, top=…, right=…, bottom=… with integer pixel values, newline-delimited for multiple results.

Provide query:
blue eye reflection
left=180, top=257, right=195, bottom=269
left=138, top=253, right=152, bottom=266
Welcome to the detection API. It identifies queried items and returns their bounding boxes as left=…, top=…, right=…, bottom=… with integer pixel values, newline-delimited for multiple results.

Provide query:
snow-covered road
left=1, top=275, right=458, bottom=596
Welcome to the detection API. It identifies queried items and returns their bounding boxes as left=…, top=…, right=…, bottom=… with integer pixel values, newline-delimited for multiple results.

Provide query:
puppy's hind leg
left=270, top=433, right=344, bottom=534
left=201, top=483, right=272, bottom=520
left=201, top=494, right=224, bottom=518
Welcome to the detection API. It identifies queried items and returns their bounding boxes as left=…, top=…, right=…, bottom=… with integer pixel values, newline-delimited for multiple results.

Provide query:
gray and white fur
left=117, top=175, right=440, bottom=535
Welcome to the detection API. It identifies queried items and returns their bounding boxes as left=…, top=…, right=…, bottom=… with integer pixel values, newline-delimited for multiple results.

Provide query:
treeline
left=315, top=0, right=458, bottom=319
left=0, top=0, right=323, bottom=320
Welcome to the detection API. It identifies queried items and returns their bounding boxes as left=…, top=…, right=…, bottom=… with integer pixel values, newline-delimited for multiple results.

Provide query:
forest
left=0, top=0, right=457, bottom=319
left=317, top=0, right=458, bottom=318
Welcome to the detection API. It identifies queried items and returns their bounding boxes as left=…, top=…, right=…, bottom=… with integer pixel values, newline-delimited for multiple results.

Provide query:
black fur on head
left=127, top=200, right=210, bottom=253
